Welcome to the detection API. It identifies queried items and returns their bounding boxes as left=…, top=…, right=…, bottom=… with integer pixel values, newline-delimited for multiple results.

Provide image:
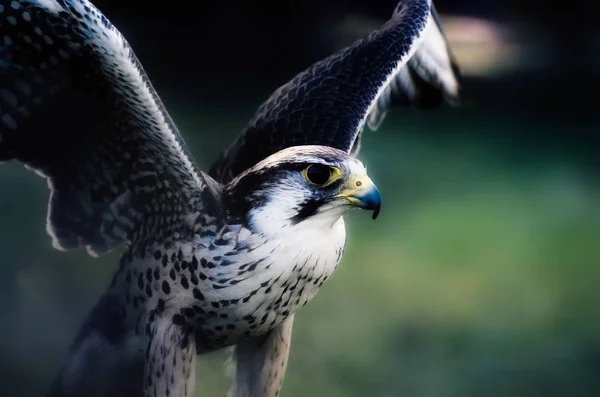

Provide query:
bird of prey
left=0, top=0, right=462, bottom=396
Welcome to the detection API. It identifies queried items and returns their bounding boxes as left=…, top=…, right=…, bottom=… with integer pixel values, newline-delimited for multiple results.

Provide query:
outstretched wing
left=0, top=0, right=218, bottom=256
left=210, top=0, right=463, bottom=183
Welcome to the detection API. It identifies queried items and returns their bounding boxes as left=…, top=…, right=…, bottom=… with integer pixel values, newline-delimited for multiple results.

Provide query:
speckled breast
left=119, top=219, right=346, bottom=353
left=189, top=221, right=347, bottom=352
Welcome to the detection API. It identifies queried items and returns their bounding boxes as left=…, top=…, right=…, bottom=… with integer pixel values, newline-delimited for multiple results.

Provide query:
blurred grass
left=0, top=105, right=599, bottom=396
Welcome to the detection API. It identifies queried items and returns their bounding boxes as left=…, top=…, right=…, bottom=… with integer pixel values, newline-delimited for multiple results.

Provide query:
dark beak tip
left=362, top=188, right=381, bottom=220
left=361, top=198, right=381, bottom=220
left=372, top=205, right=380, bottom=220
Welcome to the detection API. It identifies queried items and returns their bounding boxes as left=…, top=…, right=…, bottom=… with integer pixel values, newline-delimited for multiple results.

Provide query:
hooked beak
left=336, top=175, right=381, bottom=220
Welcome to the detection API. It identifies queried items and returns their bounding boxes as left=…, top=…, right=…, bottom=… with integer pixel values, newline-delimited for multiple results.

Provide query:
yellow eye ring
left=302, top=164, right=342, bottom=187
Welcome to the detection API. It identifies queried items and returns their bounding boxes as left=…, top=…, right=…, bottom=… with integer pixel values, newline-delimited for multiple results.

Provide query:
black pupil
left=306, top=165, right=332, bottom=185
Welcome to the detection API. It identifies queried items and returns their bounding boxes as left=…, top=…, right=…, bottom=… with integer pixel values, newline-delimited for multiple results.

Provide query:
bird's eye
left=303, top=164, right=340, bottom=186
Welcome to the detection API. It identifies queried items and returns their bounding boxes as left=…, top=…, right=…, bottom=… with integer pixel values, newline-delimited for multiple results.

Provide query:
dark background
left=0, top=1, right=599, bottom=396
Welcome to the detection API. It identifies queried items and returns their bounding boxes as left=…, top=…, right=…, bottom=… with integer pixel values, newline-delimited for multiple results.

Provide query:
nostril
left=355, top=181, right=362, bottom=187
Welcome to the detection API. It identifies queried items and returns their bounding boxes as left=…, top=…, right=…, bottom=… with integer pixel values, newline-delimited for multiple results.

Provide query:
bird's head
left=224, top=145, right=381, bottom=237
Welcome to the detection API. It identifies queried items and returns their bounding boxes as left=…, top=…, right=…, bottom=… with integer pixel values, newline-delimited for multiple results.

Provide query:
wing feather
left=0, top=0, right=214, bottom=256
left=210, top=0, right=463, bottom=183
left=366, top=4, right=463, bottom=131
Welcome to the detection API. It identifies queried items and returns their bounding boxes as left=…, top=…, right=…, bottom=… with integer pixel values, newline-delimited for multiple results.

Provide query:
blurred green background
left=1, top=1, right=599, bottom=396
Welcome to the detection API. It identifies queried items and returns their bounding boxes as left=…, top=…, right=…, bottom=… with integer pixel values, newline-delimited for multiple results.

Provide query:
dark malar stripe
left=290, top=199, right=324, bottom=225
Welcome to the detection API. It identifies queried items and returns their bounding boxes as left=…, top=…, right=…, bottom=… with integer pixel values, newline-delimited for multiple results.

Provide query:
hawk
left=0, top=0, right=463, bottom=396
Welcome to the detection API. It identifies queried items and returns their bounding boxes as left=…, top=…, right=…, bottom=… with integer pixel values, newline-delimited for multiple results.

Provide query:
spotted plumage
left=46, top=146, right=370, bottom=397
left=0, top=1, right=462, bottom=397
